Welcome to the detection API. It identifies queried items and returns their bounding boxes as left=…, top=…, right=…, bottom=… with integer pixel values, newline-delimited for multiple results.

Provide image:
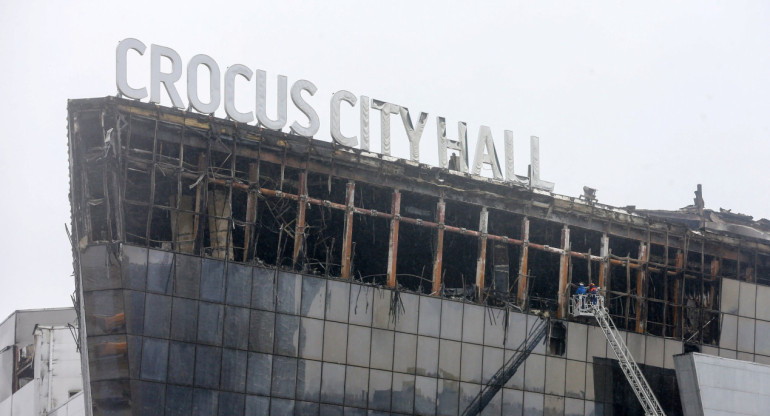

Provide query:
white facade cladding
left=674, top=353, right=770, bottom=416
left=0, top=310, right=84, bottom=416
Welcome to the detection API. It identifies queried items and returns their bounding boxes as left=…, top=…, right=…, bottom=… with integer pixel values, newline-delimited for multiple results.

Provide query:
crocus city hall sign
left=116, top=38, right=553, bottom=190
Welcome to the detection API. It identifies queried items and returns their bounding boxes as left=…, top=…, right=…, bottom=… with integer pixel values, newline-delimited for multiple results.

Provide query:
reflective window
left=393, top=332, right=417, bottom=374
left=565, top=322, right=587, bottom=362
left=418, top=295, right=441, bottom=337
left=416, top=336, right=439, bottom=377
left=271, top=356, right=297, bottom=399
left=739, top=282, right=756, bottom=318
left=323, top=321, right=348, bottom=364
left=168, top=342, right=195, bottom=385
left=565, top=360, right=586, bottom=399
left=347, top=325, right=371, bottom=367
left=437, top=379, right=460, bottom=416
left=84, top=290, right=126, bottom=336
left=505, top=311, right=528, bottom=351
left=122, top=245, right=147, bottom=290
left=218, top=391, right=244, bottom=415
left=737, top=317, right=755, bottom=353
left=80, top=245, right=110, bottom=291
left=174, top=254, right=200, bottom=299
left=368, top=369, right=392, bottom=411
left=524, top=354, right=545, bottom=393
left=392, top=372, right=416, bottom=413
left=200, top=258, right=225, bottom=302
left=191, top=388, right=218, bottom=416
left=321, top=362, right=345, bottom=404
left=370, top=329, right=395, bottom=371
left=246, top=352, right=272, bottom=395
left=276, top=272, right=301, bottom=314
left=270, top=398, right=295, bottom=414
left=502, top=388, right=524, bottom=416
left=564, top=397, right=584, bottom=416
left=441, top=300, right=463, bottom=341
left=459, top=382, right=480, bottom=413
left=523, top=391, right=544, bottom=416
left=721, top=278, right=739, bottom=314
left=545, top=357, right=566, bottom=396
left=505, top=350, right=525, bottom=390
left=221, top=348, right=247, bottom=392
left=143, top=293, right=171, bottom=339
left=274, top=314, right=300, bottom=357
left=223, top=306, right=249, bottom=350
left=170, top=297, right=197, bottom=342
left=165, top=385, right=192, bottom=416
left=140, top=338, right=168, bottom=382
left=394, top=293, right=419, bottom=334
left=295, top=401, right=319, bottom=415
left=296, top=359, right=322, bottom=401
left=756, top=320, right=770, bottom=356
left=124, top=290, right=145, bottom=335
left=439, top=339, right=461, bottom=380
left=299, top=317, right=324, bottom=360
left=586, top=326, right=607, bottom=363
left=248, top=310, right=275, bottom=353
left=626, top=332, right=646, bottom=365
left=343, top=406, right=365, bottom=416
left=415, top=375, right=437, bottom=416
left=147, top=249, right=174, bottom=294
left=244, top=395, right=269, bottom=416
left=251, top=268, right=275, bottom=311
left=225, top=263, right=252, bottom=307
left=127, top=335, right=141, bottom=379
left=719, top=314, right=738, bottom=351
left=344, top=366, right=369, bottom=407
left=194, top=345, right=222, bottom=389
left=484, top=307, right=506, bottom=347
left=482, top=346, right=504, bottom=384
left=301, top=276, right=326, bottom=319
left=349, top=284, right=373, bottom=326
left=197, top=302, right=224, bottom=346
left=460, top=343, right=483, bottom=383
left=756, top=285, right=770, bottom=321
left=527, top=315, right=547, bottom=355
left=372, top=288, right=396, bottom=330
left=462, top=304, right=484, bottom=344
left=544, top=394, right=564, bottom=416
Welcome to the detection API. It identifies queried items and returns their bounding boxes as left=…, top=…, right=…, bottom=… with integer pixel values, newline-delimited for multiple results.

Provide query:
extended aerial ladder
left=462, top=316, right=549, bottom=416
left=570, top=294, right=666, bottom=416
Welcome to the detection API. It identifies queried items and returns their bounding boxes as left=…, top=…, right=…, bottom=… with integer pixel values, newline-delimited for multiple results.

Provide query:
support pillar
left=431, top=199, right=446, bottom=295
left=598, top=233, right=609, bottom=288
left=243, top=163, right=259, bottom=261
left=557, top=225, right=570, bottom=319
left=475, top=208, right=489, bottom=300
left=386, top=190, right=401, bottom=288
left=517, top=217, right=530, bottom=309
left=341, top=181, right=355, bottom=278
left=292, top=172, right=308, bottom=269
left=635, top=242, right=648, bottom=333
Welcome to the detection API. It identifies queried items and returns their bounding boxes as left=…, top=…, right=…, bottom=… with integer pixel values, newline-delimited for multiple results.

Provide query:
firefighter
left=589, top=283, right=598, bottom=305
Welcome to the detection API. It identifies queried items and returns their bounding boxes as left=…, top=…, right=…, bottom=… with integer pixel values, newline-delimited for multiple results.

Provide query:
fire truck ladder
left=461, top=316, right=549, bottom=416
left=570, top=294, right=666, bottom=416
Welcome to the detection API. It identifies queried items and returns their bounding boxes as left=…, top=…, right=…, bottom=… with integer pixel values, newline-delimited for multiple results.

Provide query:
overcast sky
left=1, top=1, right=768, bottom=320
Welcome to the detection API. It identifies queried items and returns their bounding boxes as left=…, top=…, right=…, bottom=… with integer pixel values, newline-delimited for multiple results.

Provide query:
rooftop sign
left=116, top=38, right=553, bottom=190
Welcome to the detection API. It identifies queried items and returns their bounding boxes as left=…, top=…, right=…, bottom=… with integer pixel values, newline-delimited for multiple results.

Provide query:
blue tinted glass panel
left=321, top=362, right=346, bottom=404
left=170, top=297, right=198, bottom=342
left=200, top=258, right=225, bottom=302
left=349, top=284, right=373, bottom=326
left=244, top=395, right=269, bottom=416
left=441, top=300, right=463, bottom=341
left=276, top=272, right=302, bottom=314
left=439, top=339, right=462, bottom=380
left=301, top=275, right=326, bottom=318
left=418, top=295, right=441, bottom=337
left=437, top=379, right=460, bottom=416
left=344, top=366, right=368, bottom=407
left=459, top=382, right=480, bottom=414
left=225, top=263, right=252, bottom=306
left=223, top=306, right=249, bottom=350
left=274, top=314, right=300, bottom=357
left=347, top=325, right=371, bottom=367
left=296, top=359, right=322, bottom=401
left=326, top=279, right=350, bottom=323
left=482, top=346, right=504, bottom=384
left=197, top=302, right=224, bottom=345
left=140, top=338, right=168, bottom=382
left=368, top=369, right=392, bottom=411
left=246, top=352, right=272, bottom=396
left=192, top=388, right=218, bottom=416
left=194, top=345, right=222, bottom=389
left=147, top=250, right=174, bottom=294
left=484, top=307, right=506, bottom=347
left=174, top=254, right=200, bottom=299
left=393, top=332, right=417, bottom=374
left=394, top=293, right=419, bottom=334
left=221, top=348, right=247, bottom=392
left=392, top=372, right=415, bottom=413
left=251, top=267, right=275, bottom=311
left=415, top=375, right=437, bottom=415
left=165, top=385, right=192, bottom=416
left=502, top=388, right=524, bottom=416
left=143, top=293, right=171, bottom=338
left=523, top=391, right=544, bottom=416
left=270, top=398, right=295, bottom=414
left=462, top=303, right=484, bottom=344
left=218, top=391, right=244, bottom=416
left=323, top=321, right=348, bottom=364
left=460, top=343, right=483, bottom=383
left=372, top=288, right=395, bottom=329
left=168, top=342, right=195, bottom=386
left=295, top=401, right=319, bottom=415
left=122, top=245, right=147, bottom=291
left=416, top=336, right=439, bottom=377
left=124, top=290, right=145, bottom=335
left=132, top=380, right=165, bottom=414
left=370, top=329, right=394, bottom=371
left=299, top=317, right=324, bottom=361
left=248, top=310, right=275, bottom=353
left=271, top=356, right=297, bottom=399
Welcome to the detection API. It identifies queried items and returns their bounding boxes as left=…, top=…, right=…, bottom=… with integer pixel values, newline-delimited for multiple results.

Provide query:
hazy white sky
left=1, top=1, right=768, bottom=319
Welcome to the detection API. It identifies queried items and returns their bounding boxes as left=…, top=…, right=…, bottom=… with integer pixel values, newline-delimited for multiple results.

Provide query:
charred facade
left=68, top=97, right=770, bottom=415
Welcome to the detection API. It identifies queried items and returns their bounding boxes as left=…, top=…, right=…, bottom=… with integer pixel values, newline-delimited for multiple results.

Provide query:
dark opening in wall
left=569, top=227, right=602, bottom=254
left=528, top=218, right=561, bottom=247
left=397, top=189, right=437, bottom=292
left=527, top=250, right=560, bottom=312
left=549, top=321, right=566, bottom=356
left=757, top=254, right=770, bottom=286
left=486, top=209, right=523, bottom=301
left=442, top=200, right=482, bottom=294
left=351, top=183, right=391, bottom=283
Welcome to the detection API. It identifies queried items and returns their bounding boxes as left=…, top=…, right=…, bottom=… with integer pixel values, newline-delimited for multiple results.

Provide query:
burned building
left=68, top=96, right=770, bottom=415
